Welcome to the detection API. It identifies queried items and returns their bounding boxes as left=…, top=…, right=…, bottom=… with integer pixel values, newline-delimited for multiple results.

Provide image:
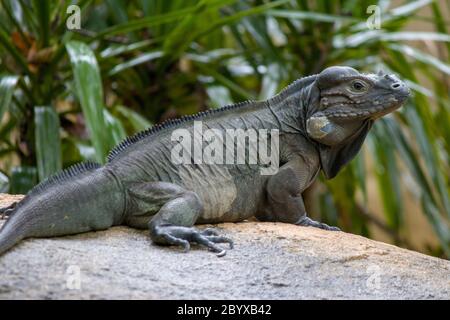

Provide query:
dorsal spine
left=10, top=162, right=102, bottom=214
left=107, top=73, right=318, bottom=162
left=31, top=162, right=101, bottom=194
left=107, top=100, right=256, bottom=162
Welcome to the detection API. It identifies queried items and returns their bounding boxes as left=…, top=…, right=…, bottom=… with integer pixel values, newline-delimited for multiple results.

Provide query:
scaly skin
left=0, top=66, right=409, bottom=257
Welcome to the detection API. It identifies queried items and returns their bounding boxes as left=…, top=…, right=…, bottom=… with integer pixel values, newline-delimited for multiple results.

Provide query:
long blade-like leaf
left=115, top=105, right=152, bottom=132
left=388, top=44, right=450, bottom=75
left=108, top=51, right=164, bottom=76
left=9, top=166, right=38, bottom=194
left=0, top=75, right=19, bottom=123
left=95, top=0, right=237, bottom=38
left=34, top=106, right=62, bottom=181
left=103, top=109, right=126, bottom=146
left=66, top=40, right=111, bottom=163
left=266, top=9, right=358, bottom=23
left=32, top=0, right=50, bottom=47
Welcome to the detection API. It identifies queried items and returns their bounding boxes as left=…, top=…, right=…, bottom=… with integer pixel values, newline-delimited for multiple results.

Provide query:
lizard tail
left=0, top=162, right=126, bottom=256
left=0, top=214, right=29, bottom=256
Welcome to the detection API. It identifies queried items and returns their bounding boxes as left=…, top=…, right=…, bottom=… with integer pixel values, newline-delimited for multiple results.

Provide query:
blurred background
left=0, top=0, right=448, bottom=258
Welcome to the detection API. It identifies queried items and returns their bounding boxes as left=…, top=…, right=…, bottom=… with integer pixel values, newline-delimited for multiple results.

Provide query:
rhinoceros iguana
left=0, top=66, right=409, bottom=257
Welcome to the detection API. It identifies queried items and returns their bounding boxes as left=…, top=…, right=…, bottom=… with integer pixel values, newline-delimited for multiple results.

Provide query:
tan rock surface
left=0, top=194, right=448, bottom=299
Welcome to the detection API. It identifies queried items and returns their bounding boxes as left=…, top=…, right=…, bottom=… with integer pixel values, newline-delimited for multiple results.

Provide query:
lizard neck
left=267, top=80, right=319, bottom=136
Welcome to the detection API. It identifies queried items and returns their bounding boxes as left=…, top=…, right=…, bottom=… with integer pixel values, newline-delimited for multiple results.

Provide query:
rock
left=0, top=194, right=449, bottom=299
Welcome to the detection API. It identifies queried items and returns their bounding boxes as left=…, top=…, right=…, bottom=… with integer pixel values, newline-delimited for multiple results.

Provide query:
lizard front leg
left=257, top=158, right=340, bottom=231
left=127, top=182, right=233, bottom=256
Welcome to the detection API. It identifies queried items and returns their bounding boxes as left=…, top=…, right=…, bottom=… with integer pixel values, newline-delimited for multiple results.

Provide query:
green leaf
left=100, top=39, right=156, bottom=58
left=66, top=40, right=111, bottom=163
left=1, top=0, right=32, bottom=48
left=206, top=86, right=233, bottom=108
left=34, top=106, right=62, bottom=182
left=115, top=105, right=152, bottom=132
left=9, top=166, right=38, bottom=194
left=103, top=109, right=127, bottom=146
left=350, top=149, right=367, bottom=202
left=334, top=31, right=450, bottom=48
left=95, top=1, right=227, bottom=38
left=381, top=118, right=450, bottom=254
left=196, top=63, right=253, bottom=100
left=404, top=105, right=450, bottom=220
left=108, top=51, right=164, bottom=76
left=195, top=0, right=292, bottom=41
left=0, top=28, right=30, bottom=75
left=266, top=9, right=358, bottom=23
left=161, top=0, right=237, bottom=62
left=105, top=0, right=129, bottom=24
left=370, top=124, right=403, bottom=230
left=258, top=64, right=282, bottom=100
left=388, top=44, right=450, bottom=75
left=389, top=0, right=434, bottom=17
left=0, top=75, right=19, bottom=123
left=32, top=0, right=50, bottom=47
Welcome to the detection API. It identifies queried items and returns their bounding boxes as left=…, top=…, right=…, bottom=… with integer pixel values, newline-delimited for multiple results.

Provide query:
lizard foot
left=0, top=202, right=17, bottom=220
left=151, top=225, right=234, bottom=257
left=296, top=216, right=341, bottom=231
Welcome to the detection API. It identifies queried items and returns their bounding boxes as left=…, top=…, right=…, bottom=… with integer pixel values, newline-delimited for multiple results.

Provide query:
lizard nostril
left=391, top=82, right=401, bottom=89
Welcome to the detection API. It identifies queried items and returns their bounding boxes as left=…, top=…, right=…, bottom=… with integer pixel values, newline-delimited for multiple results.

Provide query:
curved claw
left=216, top=250, right=226, bottom=257
left=1, top=209, right=14, bottom=220
left=0, top=203, right=17, bottom=220
left=296, top=216, right=340, bottom=231
left=153, top=225, right=234, bottom=256
left=182, top=241, right=191, bottom=253
left=317, top=221, right=340, bottom=231
left=326, top=225, right=341, bottom=232
left=205, top=235, right=234, bottom=249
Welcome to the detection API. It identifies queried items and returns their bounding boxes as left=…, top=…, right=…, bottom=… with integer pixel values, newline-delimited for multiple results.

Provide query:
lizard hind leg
left=128, top=182, right=233, bottom=257
left=149, top=190, right=234, bottom=257
left=0, top=202, right=18, bottom=220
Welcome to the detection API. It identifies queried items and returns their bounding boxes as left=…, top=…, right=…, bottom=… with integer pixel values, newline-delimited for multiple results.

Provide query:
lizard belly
left=178, top=164, right=263, bottom=223
left=178, top=164, right=236, bottom=221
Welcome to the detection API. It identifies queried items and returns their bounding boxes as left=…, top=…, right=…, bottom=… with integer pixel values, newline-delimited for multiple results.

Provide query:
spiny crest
left=269, top=74, right=317, bottom=104
left=6, top=162, right=102, bottom=216
left=28, top=162, right=101, bottom=196
left=107, top=74, right=318, bottom=162
left=107, top=100, right=255, bottom=162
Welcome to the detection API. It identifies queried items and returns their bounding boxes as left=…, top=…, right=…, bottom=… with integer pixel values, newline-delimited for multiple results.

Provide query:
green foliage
left=0, top=0, right=448, bottom=257
left=34, top=106, right=61, bottom=181
left=66, top=40, right=121, bottom=162
left=0, top=75, right=18, bottom=123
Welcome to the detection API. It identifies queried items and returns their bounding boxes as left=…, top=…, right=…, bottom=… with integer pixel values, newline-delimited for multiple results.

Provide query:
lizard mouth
left=319, top=93, right=409, bottom=121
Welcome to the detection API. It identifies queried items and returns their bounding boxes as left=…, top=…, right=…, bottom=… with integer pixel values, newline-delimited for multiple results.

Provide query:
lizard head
left=306, top=66, right=410, bottom=144
left=305, top=66, right=410, bottom=178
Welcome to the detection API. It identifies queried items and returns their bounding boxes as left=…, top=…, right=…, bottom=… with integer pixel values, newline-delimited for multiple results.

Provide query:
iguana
left=0, top=66, right=409, bottom=257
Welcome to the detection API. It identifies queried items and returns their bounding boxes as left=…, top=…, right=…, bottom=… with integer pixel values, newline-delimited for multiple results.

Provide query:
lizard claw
left=296, top=216, right=340, bottom=231
left=0, top=202, right=18, bottom=220
left=182, top=241, right=191, bottom=253
left=152, top=225, right=233, bottom=257
left=325, top=225, right=341, bottom=231
left=205, top=235, right=234, bottom=249
left=0, top=209, right=12, bottom=220
left=216, top=250, right=226, bottom=257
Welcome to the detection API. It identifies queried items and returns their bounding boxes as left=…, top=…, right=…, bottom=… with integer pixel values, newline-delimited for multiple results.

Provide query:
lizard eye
left=349, top=80, right=368, bottom=93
